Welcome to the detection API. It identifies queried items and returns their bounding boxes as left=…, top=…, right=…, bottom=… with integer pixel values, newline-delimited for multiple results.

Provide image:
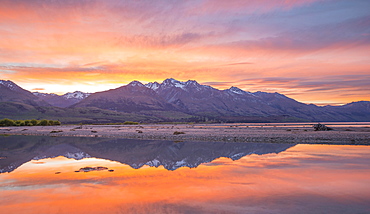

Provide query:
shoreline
left=1, top=124, right=370, bottom=145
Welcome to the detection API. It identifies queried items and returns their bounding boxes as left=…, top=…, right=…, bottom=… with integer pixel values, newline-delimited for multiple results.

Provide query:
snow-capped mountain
left=0, top=80, right=50, bottom=106
left=62, top=91, right=91, bottom=100
left=145, top=81, right=160, bottom=90
left=73, top=80, right=175, bottom=112
left=0, top=80, right=23, bottom=92
left=225, top=86, right=250, bottom=95
left=2, top=78, right=370, bottom=122
left=33, top=91, right=91, bottom=107
left=73, top=78, right=370, bottom=122
left=146, top=78, right=213, bottom=92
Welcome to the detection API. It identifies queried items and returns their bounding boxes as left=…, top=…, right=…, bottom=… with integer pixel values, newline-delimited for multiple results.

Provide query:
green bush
left=30, top=119, right=38, bottom=126
left=53, top=120, right=61, bottom=125
left=123, top=121, right=139, bottom=125
left=0, top=118, right=61, bottom=126
left=0, top=118, right=15, bottom=126
left=38, top=119, right=49, bottom=126
left=24, top=120, right=32, bottom=126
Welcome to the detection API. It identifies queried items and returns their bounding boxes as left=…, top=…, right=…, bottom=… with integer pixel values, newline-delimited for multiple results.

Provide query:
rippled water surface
left=0, top=136, right=369, bottom=214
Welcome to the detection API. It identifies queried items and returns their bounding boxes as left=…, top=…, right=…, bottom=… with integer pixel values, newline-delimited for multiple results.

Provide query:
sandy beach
left=1, top=123, right=370, bottom=145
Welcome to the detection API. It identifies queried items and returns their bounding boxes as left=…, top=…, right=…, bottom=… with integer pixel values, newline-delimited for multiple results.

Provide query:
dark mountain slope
left=73, top=81, right=176, bottom=112
left=0, top=102, right=159, bottom=124
left=0, top=80, right=50, bottom=107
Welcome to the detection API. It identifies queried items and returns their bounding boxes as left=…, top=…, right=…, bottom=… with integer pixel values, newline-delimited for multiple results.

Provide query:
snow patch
left=163, top=78, right=186, bottom=89
left=33, top=92, right=58, bottom=97
left=146, top=78, right=211, bottom=92
left=64, top=152, right=91, bottom=160
left=62, top=91, right=91, bottom=99
left=128, top=81, right=145, bottom=87
left=145, top=82, right=160, bottom=91
left=0, top=80, right=17, bottom=91
left=175, top=160, right=187, bottom=166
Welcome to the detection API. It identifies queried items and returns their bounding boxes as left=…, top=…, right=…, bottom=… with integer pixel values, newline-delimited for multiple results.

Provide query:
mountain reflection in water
left=0, top=136, right=294, bottom=172
left=0, top=136, right=370, bottom=214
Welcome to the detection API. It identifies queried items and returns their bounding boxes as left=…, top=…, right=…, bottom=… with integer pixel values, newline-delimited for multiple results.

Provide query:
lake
left=0, top=135, right=369, bottom=214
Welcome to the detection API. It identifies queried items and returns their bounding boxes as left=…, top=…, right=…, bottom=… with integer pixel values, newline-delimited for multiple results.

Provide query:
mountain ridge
left=0, top=80, right=51, bottom=107
left=33, top=91, right=91, bottom=108
left=1, top=79, right=369, bottom=123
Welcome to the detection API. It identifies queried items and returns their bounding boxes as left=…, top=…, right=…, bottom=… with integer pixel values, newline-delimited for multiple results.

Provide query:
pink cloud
left=189, top=0, right=324, bottom=14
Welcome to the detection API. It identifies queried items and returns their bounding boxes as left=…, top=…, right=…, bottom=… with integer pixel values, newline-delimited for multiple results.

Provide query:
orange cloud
left=0, top=0, right=369, bottom=104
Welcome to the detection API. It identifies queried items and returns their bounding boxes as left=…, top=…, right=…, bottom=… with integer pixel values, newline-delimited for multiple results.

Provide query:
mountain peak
left=144, top=79, right=209, bottom=93
left=62, top=91, right=91, bottom=99
left=227, top=86, right=246, bottom=95
left=164, top=78, right=177, bottom=82
left=0, top=80, right=22, bottom=91
left=185, top=80, right=200, bottom=86
left=163, top=78, right=181, bottom=84
left=145, top=81, right=160, bottom=90
left=127, top=80, right=145, bottom=87
left=162, top=78, right=186, bottom=89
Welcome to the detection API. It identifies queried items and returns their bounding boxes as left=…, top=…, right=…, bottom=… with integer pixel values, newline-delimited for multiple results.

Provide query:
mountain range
left=33, top=91, right=91, bottom=108
left=1, top=78, right=369, bottom=123
left=0, top=136, right=295, bottom=173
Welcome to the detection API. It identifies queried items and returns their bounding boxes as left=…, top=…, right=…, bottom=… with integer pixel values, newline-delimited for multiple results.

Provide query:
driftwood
left=313, top=123, right=333, bottom=131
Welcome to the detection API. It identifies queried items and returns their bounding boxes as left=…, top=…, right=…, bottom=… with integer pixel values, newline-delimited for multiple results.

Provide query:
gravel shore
left=1, top=123, right=370, bottom=145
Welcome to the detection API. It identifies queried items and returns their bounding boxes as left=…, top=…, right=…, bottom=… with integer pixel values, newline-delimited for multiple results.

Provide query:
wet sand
left=1, top=123, right=370, bottom=145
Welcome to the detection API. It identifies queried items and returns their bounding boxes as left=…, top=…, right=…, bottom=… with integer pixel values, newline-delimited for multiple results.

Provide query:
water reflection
left=0, top=136, right=370, bottom=214
left=0, top=136, right=294, bottom=172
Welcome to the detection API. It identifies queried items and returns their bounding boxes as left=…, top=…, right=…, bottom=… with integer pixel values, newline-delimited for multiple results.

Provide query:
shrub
left=123, top=121, right=139, bottom=125
left=0, top=118, right=15, bottom=126
left=30, top=119, right=38, bottom=126
left=53, top=120, right=61, bottom=125
left=15, top=120, right=23, bottom=126
left=24, top=120, right=32, bottom=126
left=38, top=119, right=49, bottom=126
left=0, top=118, right=61, bottom=126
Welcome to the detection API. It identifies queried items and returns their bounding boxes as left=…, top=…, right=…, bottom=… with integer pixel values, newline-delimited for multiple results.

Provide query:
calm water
left=0, top=136, right=369, bottom=214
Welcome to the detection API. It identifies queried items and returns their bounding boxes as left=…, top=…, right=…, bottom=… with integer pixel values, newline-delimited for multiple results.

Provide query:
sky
left=0, top=0, right=369, bottom=105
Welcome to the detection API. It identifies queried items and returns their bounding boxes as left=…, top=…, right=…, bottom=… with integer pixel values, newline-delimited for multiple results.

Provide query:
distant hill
left=0, top=102, right=161, bottom=124
left=1, top=79, right=369, bottom=123
left=33, top=91, right=91, bottom=108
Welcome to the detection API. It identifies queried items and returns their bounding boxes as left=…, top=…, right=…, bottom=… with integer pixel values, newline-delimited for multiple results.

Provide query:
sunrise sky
left=0, top=0, right=369, bottom=105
